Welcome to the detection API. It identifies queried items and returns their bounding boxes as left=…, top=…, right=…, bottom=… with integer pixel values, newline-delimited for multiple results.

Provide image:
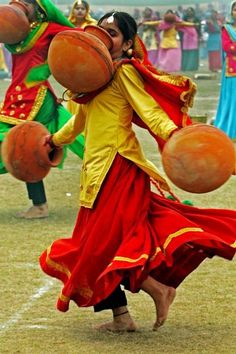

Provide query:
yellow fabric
left=68, top=0, right=97, bottom=28
left=0, top=46, right=7, bottom=71
left=160, top=27, right=179, bottom=49
left=53, top=64, right=177, bottom=208
left=78, top=18, right=97, bottom=29
left=67, top=99, right=80, bottom=115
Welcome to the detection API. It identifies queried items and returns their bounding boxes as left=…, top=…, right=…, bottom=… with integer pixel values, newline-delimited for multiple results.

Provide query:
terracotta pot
left=164, top=13, right=176, bottom=24
left=84, top=25, right=113, bottom=50
left=0, top=1, right=30, bottom=44
left=162, top=124, right=235, bottom=193
left=1, top=121, right=63, bottom=183
left=48, top=29, right=114, bottom=93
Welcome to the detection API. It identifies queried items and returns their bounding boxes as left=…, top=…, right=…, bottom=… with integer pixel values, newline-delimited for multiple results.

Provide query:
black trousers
left=26, top=181, right=47, bottom=205
left=94, top=285, right=127, bottom=312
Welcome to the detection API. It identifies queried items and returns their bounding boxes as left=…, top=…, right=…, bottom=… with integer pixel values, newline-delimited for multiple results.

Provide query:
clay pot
left=164, top=13, right=176, bottom=24
left=84, top=25, right=113, bottom=50
left=162, top=124, right=235, bottom=193
left=0, top=1, right=30, bottom=44
left=1, top=121, right=63, bottom=183
left=48, top=28, right=114, bottom=93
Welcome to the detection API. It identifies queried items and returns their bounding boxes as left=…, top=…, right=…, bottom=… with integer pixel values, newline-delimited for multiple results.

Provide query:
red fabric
left=208, top=51, right=222, bottom=72
left=40, top=154, right=236, bottom=312
left=0, top=24, right=82, bottom=121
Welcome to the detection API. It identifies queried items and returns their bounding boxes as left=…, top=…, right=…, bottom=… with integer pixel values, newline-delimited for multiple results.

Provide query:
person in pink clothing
left=142, top=10, right=196, bottom=73
left=181, top=7, right=201, bottom=71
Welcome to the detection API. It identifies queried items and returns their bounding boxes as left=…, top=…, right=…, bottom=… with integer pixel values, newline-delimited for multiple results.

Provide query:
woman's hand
left=43, top=134, right=60, bottom=152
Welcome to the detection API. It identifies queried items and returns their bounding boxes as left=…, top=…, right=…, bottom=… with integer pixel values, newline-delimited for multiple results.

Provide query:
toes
left=153, top=320, right=165, bottom=331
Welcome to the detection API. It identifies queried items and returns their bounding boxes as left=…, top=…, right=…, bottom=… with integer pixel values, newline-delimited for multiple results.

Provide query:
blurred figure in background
left=205, top=9, right=222, bottom=72
left=214, top=1, right=236, bottom=139
left=143, top=9, right=196, bottom=73
left=68, top=0, right=96, bottom=28
left=181, top=7, right=201, bottom=71
left=0, top=44, right=9, bottom=79
left=2, top=45, right=12, bottom=78
left=140, top=7, right=160, bottom=67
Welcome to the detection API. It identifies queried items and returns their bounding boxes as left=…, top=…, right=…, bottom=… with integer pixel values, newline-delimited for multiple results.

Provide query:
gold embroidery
left=9, top=110, right=15, bottom=116
left=46, top=245, right=71, bottom=278
left=225, top=57, right=236, bottom=77
left=10, top=95, right=14, bottom=101
left=10, top=104, right=16, bottom=108
left=16, top=86, right=21, bottom=91
left=17, top=95, right=23, bottom=100
left=109, top=254, right=149, bottom=266
left=0, top=115, right=27, bottom=125
left=152, top=72, right=186, bottom=86
left=59, top=292, right=70, bottom=303
left=163, top=227, right=204, bottom=249
left=78, top=287, right=93, bottom=299
left=27, top=85, right=47, bottom=121
left=19, top=113, right=26, bottom=118
left=231, top=241, right=236, bottom=248
left=20, top=103, right=26, bottom=108
left=150, top=247, right=161, bottom=261
left=16, top=22, right=49, bottom=54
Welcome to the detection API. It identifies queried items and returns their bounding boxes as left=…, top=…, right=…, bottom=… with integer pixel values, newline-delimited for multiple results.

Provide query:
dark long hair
left=98, top=11, right=137, bottom=44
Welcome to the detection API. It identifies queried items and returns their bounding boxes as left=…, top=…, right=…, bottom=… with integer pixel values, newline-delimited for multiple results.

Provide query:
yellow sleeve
left=116, top=64, right=177, bottom=140
left=176, top=21, right=196, bottom=27
left=142, top=20, right=161, bottom=26
left=52, top=105, right=86, bottom=146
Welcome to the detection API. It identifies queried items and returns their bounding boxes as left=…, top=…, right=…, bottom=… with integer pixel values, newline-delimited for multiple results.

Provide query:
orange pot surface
left=1, top=121, right=62, bottom=183
left=0, top=4, right=30, bottom=44
left=162, top=124, right=235, bottom=193
left=48, top=30, right=114, bottom=93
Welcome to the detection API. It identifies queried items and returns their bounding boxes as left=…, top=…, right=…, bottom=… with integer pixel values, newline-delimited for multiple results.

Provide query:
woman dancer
left=0, top=0, right=84, bottom=218
left=214, top=1, right=236, bottom=139
left=40, top=12, right=236, bottom=332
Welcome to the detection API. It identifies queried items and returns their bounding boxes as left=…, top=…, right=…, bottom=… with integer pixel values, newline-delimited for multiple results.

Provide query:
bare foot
left=15, top=203, right=48, bottom=219
left=152, top=286, right=176, bottom=331
left=96, top=312, right=137, bottom=333
left=141, top=276, right=176, bottom=330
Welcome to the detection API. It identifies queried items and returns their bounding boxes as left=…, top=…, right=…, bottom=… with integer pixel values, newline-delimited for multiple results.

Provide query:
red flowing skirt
left=40, top=154, right=236, bottom=312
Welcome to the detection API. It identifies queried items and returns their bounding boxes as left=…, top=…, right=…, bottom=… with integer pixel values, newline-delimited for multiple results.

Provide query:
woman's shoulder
left=116, top=62, right=139, bottom=76
left=114, top=62, right=144, bottom=86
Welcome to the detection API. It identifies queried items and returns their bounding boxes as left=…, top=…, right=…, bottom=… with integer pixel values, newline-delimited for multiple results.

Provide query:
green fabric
left=25, top=63, right=51, bottom=85
left=0, top=90, right=84, bottom=175
left=5, top=0, right=75, bottom=85
left=167, top=195, right=194, bottom=206
left=6, top=0, right=74, bottom=54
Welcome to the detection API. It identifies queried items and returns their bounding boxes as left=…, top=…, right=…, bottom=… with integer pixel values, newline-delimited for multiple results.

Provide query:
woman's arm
left=141, top=20, right=161, bottom=26
left=116, top=65, right=177, bottom=141
left=52, top=105, right=86, bottom=147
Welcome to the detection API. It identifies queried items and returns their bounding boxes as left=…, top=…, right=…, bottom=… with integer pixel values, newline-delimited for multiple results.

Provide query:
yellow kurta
left=53, top=64, right=177, bottom=208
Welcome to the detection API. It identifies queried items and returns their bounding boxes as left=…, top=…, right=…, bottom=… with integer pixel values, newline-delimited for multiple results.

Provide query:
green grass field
left=0, top=63, right=235, bottom=354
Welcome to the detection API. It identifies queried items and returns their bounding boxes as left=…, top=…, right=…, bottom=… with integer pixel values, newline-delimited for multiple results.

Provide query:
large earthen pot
left=48, top=26, right=114, bottom=93
left=164, top=13, right=176, bottom=24
left=0, top=1, right=30, bottom=44
left=1, top=121, right=63, bottom=183
left=162, top=124, right=235, bottom=193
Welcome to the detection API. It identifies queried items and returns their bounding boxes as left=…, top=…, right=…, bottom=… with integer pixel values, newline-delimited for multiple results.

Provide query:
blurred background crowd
left=0, top=1, right=229, bottom=78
